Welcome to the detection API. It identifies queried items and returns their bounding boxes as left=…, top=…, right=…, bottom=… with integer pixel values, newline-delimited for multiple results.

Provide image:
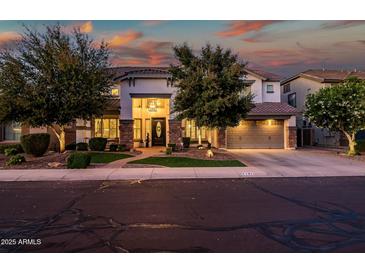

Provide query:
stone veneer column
left=168, top=119, right=182, bottom=145
left=119, top=119, right=134, bottom=149
left=288, top=126, right=297, bottom=149
left=217, top=128, right=226, bottom=148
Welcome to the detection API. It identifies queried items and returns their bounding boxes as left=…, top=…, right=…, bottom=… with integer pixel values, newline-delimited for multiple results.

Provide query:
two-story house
left=281, top=69, right=365, bottom=147
left=75, top=66, right=297, bottom=150
left=0, top=66, right=297, bottom=150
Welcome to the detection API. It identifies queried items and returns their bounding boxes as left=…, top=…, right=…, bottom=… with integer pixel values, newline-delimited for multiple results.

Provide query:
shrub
left=357, top=139, right=365, bottom=152
left=65, top=142, right=76, bottom=151
left=21, top=133, right=50, bottom=157
left=89, top=137, right=107, bottom=151
left=166, top=147, right=172, bottom=155
left=118, top=144, right=127, bottom=152
left=109, top=143, right=118, bottom=152
left=6, top=154, right=26, bottom=166
left=168, top=143, right=177, bottom=151
left=182, top=137, right=190, bottom=148
left=67, top=152, right=91, bottom=169
left=4, top=148, right=18, bottom=156
left=76, top=142, right=88, bottom=151
left=0, top=143, right=24, bottom=154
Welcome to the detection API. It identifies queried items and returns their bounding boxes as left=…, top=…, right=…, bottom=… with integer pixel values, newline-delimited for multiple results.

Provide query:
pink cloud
left=217, top=20, right=282, bottom=38
left=0, top=31, right=21, bottom=47
left=63, top=21, right=93, bottom=34
left=108, top=30, right=143, bottom=48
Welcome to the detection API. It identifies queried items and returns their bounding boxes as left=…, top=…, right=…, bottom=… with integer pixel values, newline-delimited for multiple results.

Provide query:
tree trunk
left=197, top=127, right=202, bottom=145
left=50, top=125, right=66, bottom=153
left=342, top=131, right=357, bottom=156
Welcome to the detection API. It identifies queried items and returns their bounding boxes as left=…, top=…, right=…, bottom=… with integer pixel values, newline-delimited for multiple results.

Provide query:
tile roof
left=244, top=68, right=282, bottom=82
left=108, top=66, right=281, bottom=82
left=248, top=102, right=297, bottom=116
left=282, top=69, right=365, bottom=85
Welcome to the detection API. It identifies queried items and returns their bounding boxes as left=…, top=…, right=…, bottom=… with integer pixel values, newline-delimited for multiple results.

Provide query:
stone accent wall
left=288, top=126, right=297, bottom=149
left=119, top=119, right=134, bottom=149
left=65, top=122, right=76, bottom=145
left=217, top=128, right=226, bottom=148
left=168, top=119, right=182, bottom=144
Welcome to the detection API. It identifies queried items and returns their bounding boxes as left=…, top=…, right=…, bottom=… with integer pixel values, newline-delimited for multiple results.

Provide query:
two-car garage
left=227, top=120, right=285, bottom=149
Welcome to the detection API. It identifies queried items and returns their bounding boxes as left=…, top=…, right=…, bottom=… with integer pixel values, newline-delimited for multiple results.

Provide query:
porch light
left=267, top=119, right=274, bottom=126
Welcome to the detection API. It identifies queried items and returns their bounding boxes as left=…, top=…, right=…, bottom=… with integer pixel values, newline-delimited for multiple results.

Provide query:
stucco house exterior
left=281, top=69, right=365, bottom=147
left=0, top=66, right=297, bottom=150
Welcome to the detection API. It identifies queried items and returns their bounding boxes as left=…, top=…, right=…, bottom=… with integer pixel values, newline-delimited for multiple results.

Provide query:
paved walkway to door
left=103, top=147, right=165, bottom=168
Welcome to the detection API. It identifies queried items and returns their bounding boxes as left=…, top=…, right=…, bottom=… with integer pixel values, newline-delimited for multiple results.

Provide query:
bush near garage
left=89, top=137, right=108, bottom=151
left=182, top=137, right=190, bottom=149
left=357, top=139, right=365, bottom=152
left=0, top=143, right=24, bottom=154
left=20, top=133, right=50, bottom=157
left=76, top=142, right=89, bottom=151
left=67, top=152, right=91, bottom=169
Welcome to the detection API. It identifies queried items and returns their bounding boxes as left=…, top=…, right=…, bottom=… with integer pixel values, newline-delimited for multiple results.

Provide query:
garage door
left=227, top=120, right=284, bottom=148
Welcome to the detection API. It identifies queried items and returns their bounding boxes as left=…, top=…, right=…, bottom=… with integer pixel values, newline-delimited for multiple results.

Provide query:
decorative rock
left=48, top=162, right=62, bottom=168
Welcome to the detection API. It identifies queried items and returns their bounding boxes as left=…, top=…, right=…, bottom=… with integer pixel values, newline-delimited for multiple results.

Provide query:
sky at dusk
left=0, top=20, right=365, bottom=78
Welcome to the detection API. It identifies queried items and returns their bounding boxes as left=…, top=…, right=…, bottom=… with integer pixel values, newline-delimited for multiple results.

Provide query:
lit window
left=267, top=84, right=274, bottom=93
left=147, top=99, right=165, bottom=109
left=111, top=88, right=119, bottom=96
left=94, top=118, right=119, bottom=139
left=183, top=119, right=207, bottom=140
left=288, top=93, right=296, bottom=108
left=134, top=119, right=142, bottom=140
left=4, top=122, right=21, bottom=141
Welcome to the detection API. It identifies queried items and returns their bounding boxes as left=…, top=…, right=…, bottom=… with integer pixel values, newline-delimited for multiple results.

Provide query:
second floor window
left=266, top=84, right=274, bottom=93
left=283, top=83, right=291, bottom=93
left=288, top=93, right=296, bottom=108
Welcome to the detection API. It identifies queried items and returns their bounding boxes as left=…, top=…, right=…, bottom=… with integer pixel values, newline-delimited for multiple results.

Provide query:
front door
left=152, top=118, right=166, bottom=146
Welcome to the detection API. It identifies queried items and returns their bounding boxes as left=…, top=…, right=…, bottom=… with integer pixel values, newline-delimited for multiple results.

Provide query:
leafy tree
left=0, top=25, right=112, bottom=152
left=169, top=44, right=254, bottom=144
left=304, top=77, right=365, bottom=156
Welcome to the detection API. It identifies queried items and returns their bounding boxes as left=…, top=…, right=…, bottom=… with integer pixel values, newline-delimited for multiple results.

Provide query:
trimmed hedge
left=21, top=133, right=50, bottom=157
left=76, top=142, right=88, bottom=151
left=89, top=137, right=107, bottom=151
left=65, top=142, right=77, bottom=151
left=109, top=143, right=118, bottom=152
left=357, top=139, right=365, bottom=152
left=0, top=143, right=23, bottom=154
left=67, top=152, right=91, bottom=169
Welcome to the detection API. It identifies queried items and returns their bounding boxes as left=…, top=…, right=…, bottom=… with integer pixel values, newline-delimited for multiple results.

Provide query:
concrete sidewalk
left=1, top=165, right=365, bottom=181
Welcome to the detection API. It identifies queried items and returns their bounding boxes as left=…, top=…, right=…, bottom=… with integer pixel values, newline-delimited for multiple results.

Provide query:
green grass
left=128, top=156, right=245, bottom=167
left=89, top=152, right=133, bottom=163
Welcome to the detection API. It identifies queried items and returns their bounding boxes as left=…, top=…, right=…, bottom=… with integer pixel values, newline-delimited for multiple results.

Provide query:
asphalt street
left=1, top=177, right=365, bottom=252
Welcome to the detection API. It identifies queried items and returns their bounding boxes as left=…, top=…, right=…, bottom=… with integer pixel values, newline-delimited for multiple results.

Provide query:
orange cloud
left=0, top=32, right=21, bottom=46
left=217, top=20, right=281, bottom=38
left=108, top=30, right=143, bottom=48
left=79, top=21, right=93, bottom=33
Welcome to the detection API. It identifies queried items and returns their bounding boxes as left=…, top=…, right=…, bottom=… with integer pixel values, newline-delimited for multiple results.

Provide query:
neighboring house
left=281, top=69, right=365, bottom=147
left=0, top=66, right=297, bottom=150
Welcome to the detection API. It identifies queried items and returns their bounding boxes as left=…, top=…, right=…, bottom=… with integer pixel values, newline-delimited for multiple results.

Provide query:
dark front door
left=152, top=118, right=166, bottom=146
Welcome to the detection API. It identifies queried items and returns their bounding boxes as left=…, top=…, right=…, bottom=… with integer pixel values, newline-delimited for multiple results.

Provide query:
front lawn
left=128, top=156, right=245, bottom=167
left=89, top=152, right=133, bottom=163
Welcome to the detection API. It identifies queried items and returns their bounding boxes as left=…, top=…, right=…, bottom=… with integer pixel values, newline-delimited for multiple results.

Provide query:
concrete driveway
left=228, top=148, right=365, bottom=177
